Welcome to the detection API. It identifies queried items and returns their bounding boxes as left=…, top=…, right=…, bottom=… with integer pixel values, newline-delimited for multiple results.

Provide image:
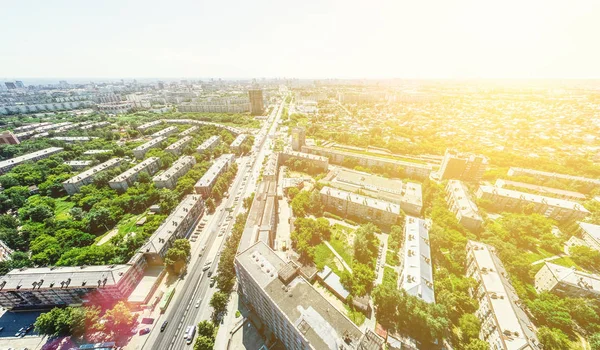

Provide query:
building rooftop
left=320, top=186, right=400, bottom=214
left=81, top=121, right=110, bottom=130
left=508, top=167, right=600, bottom=185
left=230, top=134, right=248, bottom=148
left=196, top=135, right=221, bottom=151
left=478, top=185, right=590, bottom=213
left=401, top=216, right=434, bottom=303
left=52, top=137, right=97, bottom=142
left=179, top=126, right=198, bottom=137
left=0, top=147, right=64, bottom=170
left=151, top=126, right=178, bottom=138
left=0, top=264, right=132, bottom=292
left=83, top=149, right=111, bottom=155
left=152, top=156, right=195, bottom=182
left=237, top=241, right=367, bottom=350
left=495, top=179, right=586, bottom=200
left=137, top=120, right=163, bottom=131
left=165, top=136, right=193, bottom=151
left=239, top=179, right=277, bottom=253
left=468, top=241, right=540, bottom=350
left=303, top=145, right=432, bottom=170
left=447, top=180, right=483, bottom=221
left=263, top=153, right=279, bottom=177
left=63, top=158, right=123, bottom=184
left=64, top=160, right=93, bottom=167
left=282, top=150, right=328, bottom=162
left=133, top=136, right=166, bottom=151
left=195, top=154, right=234, bottom=188
left=139, top=194, right=202, bottom=255
left=579, top=222, right=600, bottom=243
left=543, top=262, right=600, bottom=294
left=109, top=157, right=159, bottom=183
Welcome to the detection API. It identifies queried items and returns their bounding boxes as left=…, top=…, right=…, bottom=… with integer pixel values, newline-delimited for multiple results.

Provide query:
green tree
left=537, top=327, right=570, bottom=350
left=458, top=314, right=481, bottom=344
left=164, top=239, right=191, bottom=275
left=463, top=339, right=489, bottom=350
left=34, top=307, right=73, bottom=336
left=569, top=245, right=600, bottom=270
left=104, top=301, right=136, bottom=334
left=210, top=291, right=229, bottom=323
left=590, top=332, right=600, bottom=350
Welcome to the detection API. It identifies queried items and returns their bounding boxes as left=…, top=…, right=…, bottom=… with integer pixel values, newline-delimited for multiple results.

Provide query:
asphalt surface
left=150, top=100, right=284, bottom=350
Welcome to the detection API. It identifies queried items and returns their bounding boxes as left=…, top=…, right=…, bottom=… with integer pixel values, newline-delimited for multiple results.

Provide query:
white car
left=195, top=299, right=202, bottom=308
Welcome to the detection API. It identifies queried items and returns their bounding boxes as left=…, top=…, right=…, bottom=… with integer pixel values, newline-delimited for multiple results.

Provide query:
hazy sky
left=2, top=0, right=600, bottom=79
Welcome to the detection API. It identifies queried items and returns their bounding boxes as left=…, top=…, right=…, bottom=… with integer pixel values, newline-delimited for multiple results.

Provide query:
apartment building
left=445, top=180, right=483, bottom=231
left=535, top=262, right=600, bottom=298
left=508, top=167, right=600, bottom=190
left=194, top=154, right=235, bottom=197
left=133, top=136, right=166, bottom=159
left=301, top=145, right=432, bottom=180
left=0, top=147, right=64, bottom=174
left=235, top=241, right=383, bottom=350
left=153, top=156, right=196, bottom=189
left=0, top=256, right=146, bottom=309
left=0, top=131, right=20, bottom=145
left=140, top=194, right=204, bottom=264
left=96, top=102, right=133, bottom=114
left=161, top=119, right=243, bottom=136
left=400, top=217, right=435, bottom=303
left=239, top=179, right=278, bottom=252
left=109, top=157, right=161, bottom=191
left=81, top=121, right=110, bottom=130
left=64, top=160, right=93, bottom=170
left=328, top=168, right=423, bottom=216
left=137, top=120, right=163, bottom=131
left=179, top=126, right=198, bottom=137
left=291, top=127, right=306, bottom=151
left=150, top=126, right=178, bottom=139
left=63, top=158, right=124, bottom=195
left=466, top=241, right=540, bottom=350
left=165, top=136, right=193, bottom=156
left=13, top=122, right=51, bottom=132
left=573, top=222, right=600, bottom=252
left=495, top=179, right=586, bottom=201
left=263, top=153, right=279, bottom=181
left=476, top=185, right=589, bottom=222
left=439, top=149, right=488, bottom=182
left=279, top=150, right=329, bottom=172
left=51, top=137, right=97, bottom=142
left=196, top=135, right=221, bottom=153
left=178, top=102, right=250, bottom=113
left=230, top=134, right=248, bottom=152
left=83, top=149, right=112, bottom=155
left=320, top=186, right=400, bottom=226
left=248, top=89, right=264, bottom=115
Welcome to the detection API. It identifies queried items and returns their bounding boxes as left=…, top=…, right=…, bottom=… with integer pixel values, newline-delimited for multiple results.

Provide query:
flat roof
left=151, top=126, right=177, bottom=138
left=195, top=154, right=234, bottom=187
left=64, top=160, right=93, bottom=167
left=153, top=156, right=195, bottom=182
left=137, top=120, right=163, bottom=130
left=543, top=262, right=600, bottom=294
left=81, top=121, right=110, bottom=130
left=179, top=126, right=199, bottom=136
left=134, top=136, right=166, bottom=151
left=230, top=134, right=248, bottom=147
left=320, top=186, right=400, bottom=214
left=282, top=150, right=328, bottom=162
left=401, top=216, right=434, bottom=303
left=447, top=180, right=482, bottom=221
left=0, top=147, right=64, bottom=169
left=303, top=145, right=432, bottom=170
left=83, top=149, right=111, bottom=155
left=467, top=241, right=539, bottom=350
left=196, top=135, right=221, bottom=151
left=140, top=194, right=202, bottom=254
left=0, top=264, right=132, bottom=291
left=579, top=222, right=600, bottom=244
left=478, top=185, right=590, bottom=213
left=509, top=167, right=600, bottom=185
left=237, top=241, right=366, bottom=349
left=109, top=157, right=159, bottom=183
left=165, top=136, right=193, bottom=151
left=64, top=158, right=123, bottom=184
left=496, top=179, right=586, bottom=200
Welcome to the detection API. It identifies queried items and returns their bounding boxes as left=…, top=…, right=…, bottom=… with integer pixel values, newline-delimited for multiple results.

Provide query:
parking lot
left=0, top=309, right=47, bottom=349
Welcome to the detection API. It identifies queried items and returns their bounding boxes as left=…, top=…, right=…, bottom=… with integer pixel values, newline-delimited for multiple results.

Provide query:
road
left=148, top=99, right=285, bottom=350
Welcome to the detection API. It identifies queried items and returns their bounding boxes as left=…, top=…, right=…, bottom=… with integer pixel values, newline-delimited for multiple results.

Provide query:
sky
left=2, top=0, right=600, bottom=79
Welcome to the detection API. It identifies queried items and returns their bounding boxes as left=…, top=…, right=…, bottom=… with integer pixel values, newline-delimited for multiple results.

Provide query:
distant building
left=508, top=167, right=600, bottom=191
left=133, top=136, right=166, bottom=160
left=153, top=156, right=196, bottom=189
left=194, top=154, right=235, bottom=197
left=302, top=145, right=432, bottom=180
left=466, top=241, right=540, bottom=350
left=137, top=120, right=163, bottom=131
left=291, top=127, right=306, bottom=151
left=279, top=150, right=329, bottom=172
left=196, top=135, right=221, bottom=153
left=576, top=222, right=600, bottom=252
left=495, top=179, right=586, bottom=201
left=81, top=121, right=111, bottom=130
left=15, top=81, right=25, bottom=89
left=165, top=136, right=193, bottom=156
left=320, top=186, right=400, bottom=226
left=96, top=102, right=133, bottom=114
left=0, top=131, right=20, bottom=145
left=83, top=149, right=112, bottom=155
left=445, top=180, right=483, bottom=231
left=140, top=194, right=204, bottom=263
left=400, top=217, right=435, bottom=303
left=178, top=126, right=198, bottom=137
left=235, top=240, right=384, bottom=350
left=535, top=262, right=600, bottom=299
left=63, top=160, right=93, bottom=170
left=439, top=149, right=487, bottom=182
left=0, top=147, right=64, bottom=174
left=109, top=157, right=161, bottom=191
left=4, top=82, right=16, bottom=90
left=150, top=126, right=177, bottom=139
left=230, top=134, right=248, bottom=153
left=263, top=153, right=279, bottom=181
left=248, top=89, right=264, bottom=115
left=63, top=158, right=124, bottom=195
left=476, top=185, right=589, bottom=222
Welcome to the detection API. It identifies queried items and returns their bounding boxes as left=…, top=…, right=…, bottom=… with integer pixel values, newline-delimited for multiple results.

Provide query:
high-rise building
left=15, top=81, right=25, bottom=89
left=291, top=127, right=306, bottom=151
left=439, top=149, right=488, bottom=181
left=4, top=82, right=16, bottom=90
left=248, top=89, right=264, bottom=115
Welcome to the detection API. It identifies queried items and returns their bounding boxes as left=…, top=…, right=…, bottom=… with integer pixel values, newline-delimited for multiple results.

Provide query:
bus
left=184, top=325, right=196, bottom=344
left=159, top=287, right=175, bottom=313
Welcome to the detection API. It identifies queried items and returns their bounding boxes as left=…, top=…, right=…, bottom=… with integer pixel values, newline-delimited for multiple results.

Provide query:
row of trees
left=165, top=239, right=192, bottom=275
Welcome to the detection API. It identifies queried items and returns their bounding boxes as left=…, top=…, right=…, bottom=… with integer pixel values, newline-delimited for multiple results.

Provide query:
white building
left=0, top=147, right=64, bottom=174
left=466, top=241, right=540, bottom=350
left=196, top=135, right=221, bottom=153
left=230, top=134, right=248, bottom=152
left=165, top=136, right=193, bottom=156
left=63, top=158, right=124, bottom=195
left=178, top=126, right=198, bottom=137
left=150, top=126, right=178, bottom=139
left=445, top=180, right=483, bottom=231
left=133, top=136, right=166, bottom=160
left=108, top=157, right=161, bottom=191
left=194, top=154, right=235, bottom=197
left=153, top=156, right=196, bottom=189
left=320, top=186, right=401, bottom=226
left=400, top=216, right=435, bottom=303
left=535, top=262, right=600, bottom=298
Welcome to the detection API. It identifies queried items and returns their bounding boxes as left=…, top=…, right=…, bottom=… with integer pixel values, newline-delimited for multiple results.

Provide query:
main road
left=148, top=98, right=285, bottom=350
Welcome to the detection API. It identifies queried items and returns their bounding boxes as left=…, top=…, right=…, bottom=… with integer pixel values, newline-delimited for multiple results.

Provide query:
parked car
left=160, top=320, right=169, bottom=332
left=139, top=328, right=151, bottom=336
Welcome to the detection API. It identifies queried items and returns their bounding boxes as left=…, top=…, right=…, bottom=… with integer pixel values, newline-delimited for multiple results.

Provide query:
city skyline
left=3, top=0, right=600, bottom=79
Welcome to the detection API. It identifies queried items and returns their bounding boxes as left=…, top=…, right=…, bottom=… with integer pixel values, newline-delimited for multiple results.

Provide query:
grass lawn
left=552, top=256, right=579, bottom=268
left=344, top=304, right=366, bottom=326
left=386, top=250, right=399, bottom=266
left=314, top=243, right=343, bottom=275
left=117, top=212, right=146, bottom=235
left=523, top=248, right=556, bottom=264
left=54, top=197, right=75, bottom=221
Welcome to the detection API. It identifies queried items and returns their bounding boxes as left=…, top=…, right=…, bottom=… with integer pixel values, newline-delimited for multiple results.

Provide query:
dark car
left=25, top=324, right=34, bottom=333
left=160, top=320, right=168, bottom=332
left=139, top=327, right=151, bottom=336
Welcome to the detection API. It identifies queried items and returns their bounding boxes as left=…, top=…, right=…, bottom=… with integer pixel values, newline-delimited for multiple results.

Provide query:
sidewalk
left=213, top=290, right=242, bottom=349
left=324, top=241, right=353, bottom=273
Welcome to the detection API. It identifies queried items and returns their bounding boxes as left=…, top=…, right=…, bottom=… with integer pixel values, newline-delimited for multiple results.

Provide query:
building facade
left=466, top=241, right=540, bottom=350
left=230, top=134, right=248, bottom=152
left=152, top=156, right=196, bottom=189
left=400, top=217, right=435, bottom=303
left=248, top=89, right=264, bottom=115
left=133, top=136, right=166, bottom=160
left=320, top=186, right=400, bottom=226
left=109, top=157, right=161, bottom=191
left=439, top=149, right=488, bottom=182
left=63, top=158, right=124, bottom=195
left=0, top=147, right=63, bottom=174
left=194, top=154, right=235, bottom=197
left=445, top=180, right=483, bottom=231
left=535, top=262, right=600, bottom=298
left=165, top=136, right=193, bottom=156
